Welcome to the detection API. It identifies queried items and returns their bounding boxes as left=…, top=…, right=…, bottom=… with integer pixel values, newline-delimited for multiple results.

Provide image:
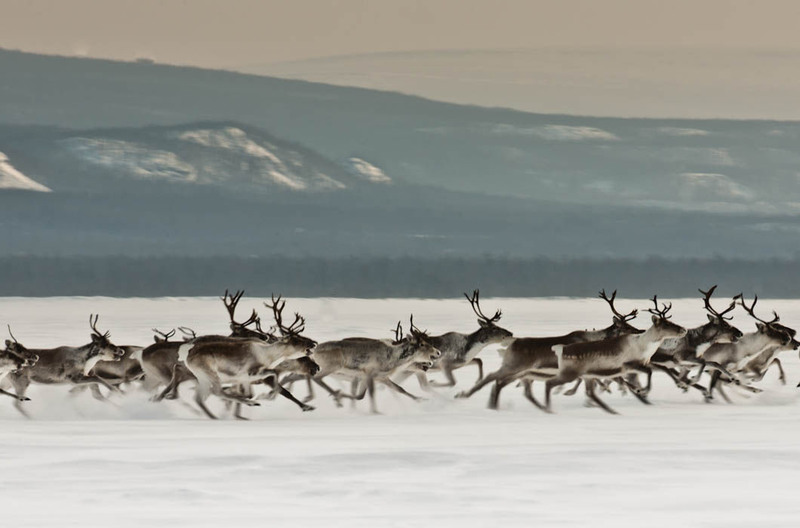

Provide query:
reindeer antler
left=265, top=294, right=306, bottom=336
left=599, top=289, right=638, bottom=321
left=739, top=294, right=780, bottom=325
left=409, top=314, right=429, bottom=338
left=463, top=289, right=502, bottom=324
left=699, top=285, right=737, bottom=320
left=89, top=314, right=110, bottom=338
left=152, top=328, right=176, bottom=341
left=391, top=321, right=404, bottom=343
left=177, top=326, right=197, bottom=340
left=221, top=289, right=245, bottom=322
left=7, top=324, right=19, bottom=344
left=647, top=295, right=673, bottom=319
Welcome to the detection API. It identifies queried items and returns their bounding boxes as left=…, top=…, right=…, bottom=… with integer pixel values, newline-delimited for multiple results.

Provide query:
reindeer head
left=4, top=326, right=38, bottom=372
left=464, top=290, right=513, bottom=344
left=88, top=314, right=125, bottom=361
left=599, top=289, right=644, bottom=337
left=739, top=294, right=795, bottom=348
left=647, top=296, right=687, bottom=340
left=265, top=294, right=317, bottom=355
left=407, top=315, right=442, bottom=369
left=698, top=286, right=743, bottom=343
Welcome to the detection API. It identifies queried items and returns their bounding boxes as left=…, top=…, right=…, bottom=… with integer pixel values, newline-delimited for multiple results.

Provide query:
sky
left=3, top=0, right=800, bottom=67
left=3, top=0, right=800, bottom=118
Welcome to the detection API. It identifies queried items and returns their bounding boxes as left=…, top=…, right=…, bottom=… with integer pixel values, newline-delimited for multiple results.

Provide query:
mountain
left=1, top=49, right=800, bottom=261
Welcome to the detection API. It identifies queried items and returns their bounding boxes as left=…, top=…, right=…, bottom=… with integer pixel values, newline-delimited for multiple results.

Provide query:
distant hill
left=1, top=50, right=800, bottom=261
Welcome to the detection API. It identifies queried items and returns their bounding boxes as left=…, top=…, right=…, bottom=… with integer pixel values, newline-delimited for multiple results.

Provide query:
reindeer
left=0, top=329, right=38, bottom=401
left=543, top=296, right=687, bottom=414
left=181, top=295, right=317, bottom=419
left=639, top=286, right=742, bottom=396
left=699, top=295, right=795, bottom=402
left=414, top=290, right=513, bottom=389
left=739, top=322, right=799, bottom=384
left=455, top=289, right=642, bottom=410
left=140, top=291, right=270, bottom=401
left=294, top=316, right=441, bottom=413
left=1, top=315, right=126, bottom=416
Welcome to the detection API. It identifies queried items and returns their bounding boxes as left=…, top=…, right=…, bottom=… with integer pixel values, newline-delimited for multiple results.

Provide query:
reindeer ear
left=477, top=319, right=489, bottom=328
left=4, top=339, right=12, bottom=347
left=707, top=314, right=716, bottom=323
left=651, top=315, right=659, bottom=325
left=756, top=322, right=766, bottom=332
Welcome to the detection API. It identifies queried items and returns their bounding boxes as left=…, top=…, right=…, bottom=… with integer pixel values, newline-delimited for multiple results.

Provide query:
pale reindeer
left=296, top=316, right=441, bottom=413
left=180, top=295, right=317, bottom=419
left=455, top=290, right=642, bottom=410
left=544, top=296, right=687, bottom=414
left=415, top=290, right=513, bottom=388
left=1, top=315, right=126, bottom=416
left=699, top=295, right=795, bottom=402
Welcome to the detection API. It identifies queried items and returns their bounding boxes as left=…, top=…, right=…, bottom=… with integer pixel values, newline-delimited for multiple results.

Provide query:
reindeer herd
left=0, top=287, right=797, bottom=418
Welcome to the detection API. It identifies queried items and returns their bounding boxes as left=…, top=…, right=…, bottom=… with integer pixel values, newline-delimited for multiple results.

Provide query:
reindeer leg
left=312, top=377, right=350, bottom=407
left=470, top=358, right=484, bottom=383
left=563, top=379, right=583, bottom=396
left=456, top=371, right=502, bottom=399
left=305, top=377, right=314, bottom=401
left=488, top=378, right=511, bottom=410
left=366, top=376, right=378, bottom=414
left=430, top=365, right=457, bottom=388
left=522, top=380, right=547, bottom=411
left=767, top=358, right=786, bottom=385
left=382, top=379, right=422, bottom=401
left=7, top=374, right=31, bottom=417
left=89, top=383, right=107, bottom=402
left=586, top=379, right=619, bottom=415
left=545, top=374, right=574, bottom=413
left=0, top=388, right=29, bottom=401
left=263, top=378, right=314, bottom=412
left=621, top=377, right=651, bottom=405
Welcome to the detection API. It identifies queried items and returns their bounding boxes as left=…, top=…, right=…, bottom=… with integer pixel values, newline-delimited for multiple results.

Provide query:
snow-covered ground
left=1, top=296, right=799, bottom=527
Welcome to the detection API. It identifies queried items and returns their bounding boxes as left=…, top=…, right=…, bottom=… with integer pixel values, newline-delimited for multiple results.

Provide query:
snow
left=1, top=296, right=800, bottom=527
left=178, top=127, right=312, bottom=190
left=491, top=124, right=620, bottom=141
left=0, top=151, right=51, bottom=192
left=62, top=138, right=197, bottom=182
left=348, top=157, right=391, bottom=183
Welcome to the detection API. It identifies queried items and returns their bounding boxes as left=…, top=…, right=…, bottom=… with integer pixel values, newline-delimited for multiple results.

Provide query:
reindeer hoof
left=19, top=397, right=30, bottom=402
left=454, top=391, right=468, bottom=399
left=301, top=405, right=315, bottom=412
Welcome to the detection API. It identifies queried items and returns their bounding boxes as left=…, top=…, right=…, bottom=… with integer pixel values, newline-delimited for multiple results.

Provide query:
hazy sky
left=3, top=0, right=800, bottom=67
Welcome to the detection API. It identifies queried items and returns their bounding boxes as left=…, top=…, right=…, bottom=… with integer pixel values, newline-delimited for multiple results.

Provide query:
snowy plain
left=1, top=296, right=799, bottom=527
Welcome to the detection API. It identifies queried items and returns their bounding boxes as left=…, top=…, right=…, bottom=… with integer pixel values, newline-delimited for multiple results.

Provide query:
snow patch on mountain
left=178, top=127, right=283, bottom=164
left=62, top=138, right=197, bottom=182
left=177, top=127, right=344, bottom=190
left=348, top=158, right=391, bottom=183
left=657, top=127, right=710, bottom=137
left=0, top=152, right=51, bottom=192
left=491, top=124, right=620, bottom=141
left=678, top=173, right=754, bottom=201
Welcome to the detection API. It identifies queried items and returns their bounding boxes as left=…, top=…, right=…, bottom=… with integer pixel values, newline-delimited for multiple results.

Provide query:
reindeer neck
left=685, top=324, right=713, bottom=348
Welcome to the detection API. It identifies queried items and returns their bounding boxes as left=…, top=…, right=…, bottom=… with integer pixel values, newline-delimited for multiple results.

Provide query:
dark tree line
left=0, top=256, right=797, bottom=298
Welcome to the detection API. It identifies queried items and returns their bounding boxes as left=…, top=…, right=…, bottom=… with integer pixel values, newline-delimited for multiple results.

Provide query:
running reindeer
left=180, top=294, right=317, bottom=419
left=0, top=328, right=38, bottom=401
left=544, top=296, right=686, bottom=414
left=290, top=315, right=441, bottom=413
left=640, top=285, right=742, bottom=397
left=456, top=289, right=643, bottom=410
left=1, top=315, right=126, bottom=416
left=699, top=294, right=796, bottom=402
left=413, top=290, right=513, bottom=389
